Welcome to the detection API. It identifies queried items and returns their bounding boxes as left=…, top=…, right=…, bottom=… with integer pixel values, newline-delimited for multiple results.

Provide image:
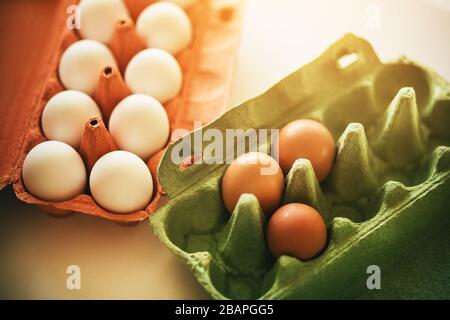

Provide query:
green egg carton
left=150, top=34, right=450, bottom=299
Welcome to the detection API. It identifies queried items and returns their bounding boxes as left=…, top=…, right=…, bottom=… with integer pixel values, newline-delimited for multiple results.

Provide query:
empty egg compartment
left=150, top=34, right=450, bottom=299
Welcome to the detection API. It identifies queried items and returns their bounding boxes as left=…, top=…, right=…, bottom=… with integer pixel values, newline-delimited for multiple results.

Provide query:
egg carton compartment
left=150, top=34, right=450, bottom=299
left=0, top=0, right=243, bottom=223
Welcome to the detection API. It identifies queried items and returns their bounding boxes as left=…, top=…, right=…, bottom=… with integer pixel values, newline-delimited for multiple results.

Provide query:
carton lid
left=0, top=0, right=76, bottom=190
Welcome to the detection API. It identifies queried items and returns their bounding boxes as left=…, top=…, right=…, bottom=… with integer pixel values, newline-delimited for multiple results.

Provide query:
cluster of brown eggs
left=221, top=119, right=336, bottom=260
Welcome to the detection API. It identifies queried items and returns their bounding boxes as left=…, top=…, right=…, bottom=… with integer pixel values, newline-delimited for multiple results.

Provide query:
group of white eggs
left=22, top=0, right=197, bottom=214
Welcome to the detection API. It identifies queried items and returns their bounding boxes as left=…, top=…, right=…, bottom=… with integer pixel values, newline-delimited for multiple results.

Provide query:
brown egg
left=277, top=119, right=336, bottom=182
left=267, top=203, right=327, bottom=260
left=221, top=152, right=285, bottom=215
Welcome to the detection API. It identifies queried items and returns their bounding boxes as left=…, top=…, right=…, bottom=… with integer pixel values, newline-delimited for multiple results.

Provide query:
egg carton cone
left=150, top=33, right=450, bottom=299
left=282, top=159, right=329, bottom=220
left=79, top=117, right=118, bottom=171
left=109, top=17, right=146, bottom=74
left=0, top=0, right=244, bottom=224
left=94, top=66, right=131, bottom=121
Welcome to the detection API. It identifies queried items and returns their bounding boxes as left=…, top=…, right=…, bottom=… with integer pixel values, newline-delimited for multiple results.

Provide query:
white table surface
left=0, top=0, right=449, bottom=299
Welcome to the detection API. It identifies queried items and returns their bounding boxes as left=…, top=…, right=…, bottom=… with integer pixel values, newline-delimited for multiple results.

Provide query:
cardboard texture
left=0, top=0, right=243, bottom=223
left=151, top=34, right=450, bottom=299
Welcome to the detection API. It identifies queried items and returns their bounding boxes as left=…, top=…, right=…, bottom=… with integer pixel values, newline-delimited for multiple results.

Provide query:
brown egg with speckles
left=267, top=203, right=327, bottom=260
left=221, top=152, right=285, bottom=215
left=277, top=119, right=335, bottom=182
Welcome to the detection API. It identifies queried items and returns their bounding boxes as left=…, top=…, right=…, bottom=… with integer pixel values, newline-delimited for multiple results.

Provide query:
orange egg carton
left=0, top=0, right=243, bottom=224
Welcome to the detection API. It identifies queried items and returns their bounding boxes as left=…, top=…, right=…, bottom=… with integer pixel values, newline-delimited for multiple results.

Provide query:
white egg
left=22, top=141, right=87, bottom=202
left=41, top=90, right=103, bottom=147
left=165, top=0, right=199, bottom=8
left=78, top=0, right=130, bottom=43
left=109, top=94, right=170, bottom=160
left=125, top=48, right=182, bottom=103
left=136, top=2, right=192, bottom=55
left=59, top=40, right=117, bottom=95
left=90, top=150, right=154, bottom=213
